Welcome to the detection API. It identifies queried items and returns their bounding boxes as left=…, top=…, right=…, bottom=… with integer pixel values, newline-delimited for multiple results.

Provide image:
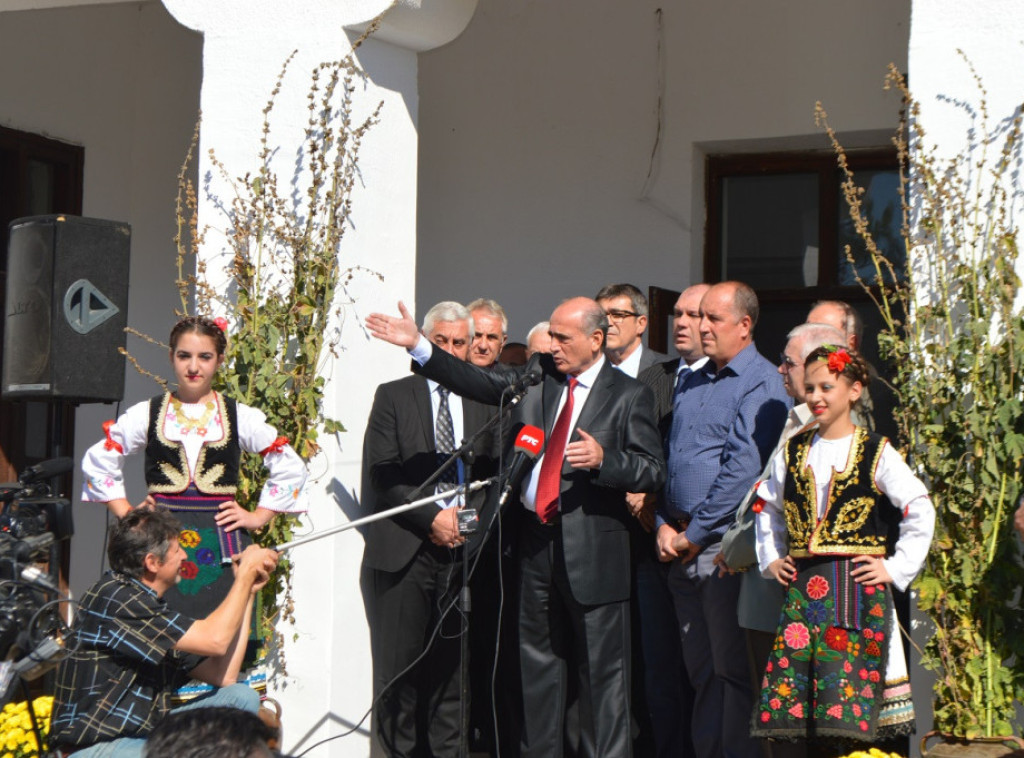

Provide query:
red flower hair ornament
left=826, top=347, right=852, bottom=374
left=213, top=317, right=229, bottom=333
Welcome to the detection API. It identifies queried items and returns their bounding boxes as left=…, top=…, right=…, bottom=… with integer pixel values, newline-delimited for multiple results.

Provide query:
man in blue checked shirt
left=654, top=281, right=790, bottom=758
left=49, top=508, right=278, bottom=757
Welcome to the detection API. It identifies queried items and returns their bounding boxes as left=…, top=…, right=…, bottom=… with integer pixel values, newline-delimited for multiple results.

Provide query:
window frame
left=703, top=147, right=899, bottom=303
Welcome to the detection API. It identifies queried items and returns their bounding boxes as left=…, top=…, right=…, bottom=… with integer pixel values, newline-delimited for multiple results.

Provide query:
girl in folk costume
left=751, top=346, right=934, bottom=750
left=81, top=316, right=307, bottom=622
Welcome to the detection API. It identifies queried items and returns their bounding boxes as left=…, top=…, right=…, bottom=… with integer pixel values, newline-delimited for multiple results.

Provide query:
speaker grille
left=2, top=215, right=130, bottom=402
left=3, top=221, right=54, bottom=390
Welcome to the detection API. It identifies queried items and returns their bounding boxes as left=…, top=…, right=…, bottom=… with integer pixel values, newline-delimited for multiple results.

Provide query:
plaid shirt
left=49, top=572, right=200, bottom=748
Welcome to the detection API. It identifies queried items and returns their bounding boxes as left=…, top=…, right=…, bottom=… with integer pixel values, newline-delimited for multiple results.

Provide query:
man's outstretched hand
left=366, top=301, right=420, bottom=348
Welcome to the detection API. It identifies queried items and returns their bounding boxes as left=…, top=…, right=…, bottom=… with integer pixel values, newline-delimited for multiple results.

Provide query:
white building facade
left=0, top=1, right=1021, bottom=754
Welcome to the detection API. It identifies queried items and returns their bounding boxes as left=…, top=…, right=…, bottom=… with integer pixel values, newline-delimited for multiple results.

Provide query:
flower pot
left=920, top=731, right=1024, bottom=758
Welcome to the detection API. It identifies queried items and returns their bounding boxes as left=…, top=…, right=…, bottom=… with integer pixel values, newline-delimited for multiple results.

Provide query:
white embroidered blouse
left=754, top=432, right=935, bottom=592
left=81, top=393, right=308, bottom=513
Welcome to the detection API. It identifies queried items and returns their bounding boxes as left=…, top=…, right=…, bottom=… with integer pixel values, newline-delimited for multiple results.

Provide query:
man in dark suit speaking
left=361, top=301, right=497, bottom=757
left=367, top=297, right=665, bottom=758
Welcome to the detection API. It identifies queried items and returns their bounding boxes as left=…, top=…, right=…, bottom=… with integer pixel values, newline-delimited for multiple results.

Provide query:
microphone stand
left=275, top=380, right=533, bottom=758
left=272, top=481, right=493, bottom=552
left=395, top=377, right=529, bottom=758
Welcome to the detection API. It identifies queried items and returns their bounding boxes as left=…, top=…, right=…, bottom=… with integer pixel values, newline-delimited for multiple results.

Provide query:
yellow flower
left=777, top=682, right=792, bottom=697
left=179, top=529, right=201, bottom=548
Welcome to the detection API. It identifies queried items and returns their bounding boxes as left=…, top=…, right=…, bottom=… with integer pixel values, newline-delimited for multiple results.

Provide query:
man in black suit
left=593, top=283, right=669, bottom=756
left=595, top=283, right=667, bottom=378
left=360, top=301, right=497, bottom=758
left=367, top=297, right=665, bottom=758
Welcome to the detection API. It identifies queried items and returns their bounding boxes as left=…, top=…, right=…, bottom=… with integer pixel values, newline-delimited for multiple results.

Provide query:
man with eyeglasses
left=593, top=284, right=667, bottom=756
left=595, top=283, right=666, bottom=379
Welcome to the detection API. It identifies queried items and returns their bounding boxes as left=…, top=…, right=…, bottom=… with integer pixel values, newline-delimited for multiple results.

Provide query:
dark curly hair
left=108, top=508, right=182, bottom=579
left=169, top=316, right=227, bottom=355
left=803, top=345, right=871, bottom=386
left=145, top=706, right=275, bottom=758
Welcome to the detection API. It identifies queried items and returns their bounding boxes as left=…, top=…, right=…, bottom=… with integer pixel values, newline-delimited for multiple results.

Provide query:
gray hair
left=466, top=297, right=508, bottom=335
left=108, top=508, right=182, bottom=579
left=787, top=322, right=848, bottom=360
left=422, top=301, right=473, bottom=338
left=579, top=299, right=610, bottom=336
left=526, top=321, right=550, bottom=343
left=594, top=283, right=648, bottom=317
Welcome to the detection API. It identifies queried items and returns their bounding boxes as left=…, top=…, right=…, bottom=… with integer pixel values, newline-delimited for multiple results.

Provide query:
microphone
left=19, top=457, right=74, bottom=484
left=499, top=425, right=545, bottom=506
left=506, top=352, right=544, bottom=396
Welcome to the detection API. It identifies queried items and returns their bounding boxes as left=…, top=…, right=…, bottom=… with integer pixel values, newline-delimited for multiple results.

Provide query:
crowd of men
left=361, top=283, right=872, bottom=758
left=43, top=280, right=872, bottom=758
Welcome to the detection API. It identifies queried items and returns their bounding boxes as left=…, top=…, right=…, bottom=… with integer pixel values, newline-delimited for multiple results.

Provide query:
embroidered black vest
left=145, top=393, right=240, bottom=495
left=783, top=426, right=899, bottom=558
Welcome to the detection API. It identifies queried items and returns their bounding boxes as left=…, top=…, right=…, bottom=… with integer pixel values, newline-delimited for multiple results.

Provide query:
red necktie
left=535, top=377, right=578, bottom=522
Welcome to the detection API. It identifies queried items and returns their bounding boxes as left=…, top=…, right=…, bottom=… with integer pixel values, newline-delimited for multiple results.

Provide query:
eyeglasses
left=779, top=352, right=798, bottom=368
left=605, top=309, right=640, bottom=322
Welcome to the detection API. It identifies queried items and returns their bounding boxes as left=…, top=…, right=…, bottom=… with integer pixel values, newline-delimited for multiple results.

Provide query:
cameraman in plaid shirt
left=49, top=508, right=278, bottom=757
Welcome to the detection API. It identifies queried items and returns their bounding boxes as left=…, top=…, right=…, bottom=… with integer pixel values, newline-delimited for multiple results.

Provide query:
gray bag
left=719, top=493, right=758, bottom=569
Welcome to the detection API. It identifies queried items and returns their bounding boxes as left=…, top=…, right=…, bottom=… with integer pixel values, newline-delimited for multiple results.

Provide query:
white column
left=159, top=1, right=476, bottom=754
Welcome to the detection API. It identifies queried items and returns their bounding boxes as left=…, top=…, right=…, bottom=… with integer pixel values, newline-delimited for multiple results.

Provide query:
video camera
left=0, top=457, right=75, bottom=697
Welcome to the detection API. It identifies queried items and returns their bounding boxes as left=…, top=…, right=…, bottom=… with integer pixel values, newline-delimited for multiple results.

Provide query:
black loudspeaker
left=3, top=215, right=130, bottom=402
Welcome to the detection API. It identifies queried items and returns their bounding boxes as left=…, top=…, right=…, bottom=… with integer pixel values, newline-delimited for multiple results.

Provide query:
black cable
left=296, top=382, right=521, bottom=756
left=292, top=583, right=464, bottom=757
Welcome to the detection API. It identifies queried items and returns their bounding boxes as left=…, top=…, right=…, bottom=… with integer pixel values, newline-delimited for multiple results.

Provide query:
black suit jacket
left=414, top=348, right=665, bottom=606
left=361, top=374, right=497, bottom=573
left=637, top=345, right=669, bottom=375
left=638, top=356, right=682, bottom=442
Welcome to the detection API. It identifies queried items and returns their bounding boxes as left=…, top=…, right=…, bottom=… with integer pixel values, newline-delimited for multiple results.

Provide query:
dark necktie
left=435, top=387, right=458, bottom=488
left=535, top=377, right=578, bottom=522
left=674, top=365, right=692, bottom=396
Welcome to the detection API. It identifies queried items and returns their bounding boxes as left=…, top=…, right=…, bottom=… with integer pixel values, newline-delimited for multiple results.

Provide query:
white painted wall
left=417, top=0, right=911, bottom=339
left=156, top=1, right=432, bottom=753
left=3, top=0, right=475, bottom=753
left=0, top=0, right=201, bottom=605
left=905, top=0, right=1024, bottom=747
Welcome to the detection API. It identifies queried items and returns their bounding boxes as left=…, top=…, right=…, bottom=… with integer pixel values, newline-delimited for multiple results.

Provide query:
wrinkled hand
left=565, top=429, right=603, bottom=469
left=670, top=531, right=701, bottom=563
left=215, top=501, right=263, bottom=533
left=712, top=551, right=737, bottom=577
left=365, top=301, right=420, bottom=349
left=625, top=492, right=656, bottom=532
left=430, top=507, right=465, bottom=549
left=656, top=524, right=680, bottom=562
left=767, top=555, right=797, bottom=586
left=851, top=555, right=892, bottom=586
left=135, top=495, right=156, bottom=511
left=234, top=545, right=279, bottom=593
